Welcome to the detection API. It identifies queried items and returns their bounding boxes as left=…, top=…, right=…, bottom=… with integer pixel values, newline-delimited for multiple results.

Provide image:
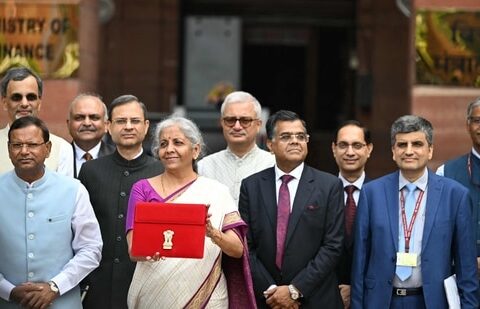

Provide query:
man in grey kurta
left=78, top=95, right=163, bottom=309
left=0, top=116, right=102, bottom=309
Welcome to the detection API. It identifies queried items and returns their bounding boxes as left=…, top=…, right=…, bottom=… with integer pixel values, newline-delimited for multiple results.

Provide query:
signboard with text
left=0, top=1, right=79, bottom=78
left=416, top=10, right=480, bottom=87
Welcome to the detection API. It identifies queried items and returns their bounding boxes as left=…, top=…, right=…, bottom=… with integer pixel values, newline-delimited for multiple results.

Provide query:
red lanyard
left=399, top=189, right=425, bottom=253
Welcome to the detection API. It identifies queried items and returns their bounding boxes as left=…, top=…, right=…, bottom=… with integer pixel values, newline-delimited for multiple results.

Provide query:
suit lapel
left=71, top=142, right=78, bottom=178
left=386, top=172, right=400, bottom=251
left=422, top=172, right=442, bottom=250
left=285, top=166, right=314, bottom=246
left=260, top=168, right=278, bottom=235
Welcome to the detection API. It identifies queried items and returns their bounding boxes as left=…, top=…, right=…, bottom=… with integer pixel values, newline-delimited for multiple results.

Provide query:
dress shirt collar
left=73, top=142, right=102, bottom=160
left=274, top=162, right=304, bottom=182
left=339, top=171, right=365, bottom=189
left=472, top=147, right=480, bottom=160
left=398, top=168, right=428, bottom=192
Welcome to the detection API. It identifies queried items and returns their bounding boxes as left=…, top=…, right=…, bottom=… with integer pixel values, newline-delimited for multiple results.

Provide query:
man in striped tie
left=351, top=115, right=479, bottom=309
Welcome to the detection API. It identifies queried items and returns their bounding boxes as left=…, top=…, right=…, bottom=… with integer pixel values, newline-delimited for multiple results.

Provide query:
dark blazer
left=72, top=141, right=116, bottom=178
left=351, top=170, right=479, bottom=309
left=239, top=165, right=344, bottom=308
left=336, top=176, right=371, bottom=285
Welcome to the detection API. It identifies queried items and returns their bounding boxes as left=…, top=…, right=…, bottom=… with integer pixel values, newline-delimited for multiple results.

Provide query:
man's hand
left=10, top=283, right=43, bottom=304
left=265, top=285, right=300, bottom=309
left=477, top=257, right=480, bottom=277
left=338, top=284, right=351, bottom=308
left=14, top=282, right=59, bottom=309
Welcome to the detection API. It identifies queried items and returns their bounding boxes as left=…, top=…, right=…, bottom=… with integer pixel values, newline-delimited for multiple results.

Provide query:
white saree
left=127, top=176, right=237, bottom=309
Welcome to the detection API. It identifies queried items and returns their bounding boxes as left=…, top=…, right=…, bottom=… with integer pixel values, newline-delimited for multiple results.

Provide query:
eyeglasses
left=277, top=133, right=310, bottom=143
left=468, top=116, right=480, bottom=126
left=111, top=118, right=144, bottom=126
left=335, top=142, right=367, bottom=150
left=222, top=117, right=258, bottom=128
left=9, top=93, right=39, bottom=102
left=9, top=142, right=47, bottom=150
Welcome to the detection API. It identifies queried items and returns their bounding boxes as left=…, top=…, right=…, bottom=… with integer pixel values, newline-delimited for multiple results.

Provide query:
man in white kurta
left=198, top=91, right=274, bottom=204
left=0, top=66, right=73, bottom=176
left=0, top=116, right=102, bottom=309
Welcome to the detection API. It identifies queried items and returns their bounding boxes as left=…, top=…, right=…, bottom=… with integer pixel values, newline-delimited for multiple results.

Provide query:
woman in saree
left=125, top=115, right=256, bottom=308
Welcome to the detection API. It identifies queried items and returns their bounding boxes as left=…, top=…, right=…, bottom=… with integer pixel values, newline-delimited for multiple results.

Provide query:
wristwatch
left=288, top=284, right=300, bottom=300
left=49, top=281, right=59, bottom=294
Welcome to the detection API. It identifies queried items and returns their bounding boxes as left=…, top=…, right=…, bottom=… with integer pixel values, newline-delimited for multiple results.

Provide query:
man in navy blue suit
left=332, top=120, right=373, bottom=308
left=351, top=115, right=478, bottom=308
left=240, top=110, right=344, bottom=308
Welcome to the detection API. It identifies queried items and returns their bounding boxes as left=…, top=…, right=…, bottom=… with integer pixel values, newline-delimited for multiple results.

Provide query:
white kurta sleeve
left=50, top=183, right=102, bottom=294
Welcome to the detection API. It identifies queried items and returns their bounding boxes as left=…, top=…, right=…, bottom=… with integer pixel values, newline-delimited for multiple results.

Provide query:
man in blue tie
left=351, top=115, right=479, bottom=308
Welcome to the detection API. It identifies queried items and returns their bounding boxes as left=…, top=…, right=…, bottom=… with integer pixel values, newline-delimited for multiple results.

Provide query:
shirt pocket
left=47, top=214, right=68, bottom=223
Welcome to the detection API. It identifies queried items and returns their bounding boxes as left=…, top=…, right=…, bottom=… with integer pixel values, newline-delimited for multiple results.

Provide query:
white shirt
left=73, top=142, right=102, bottom=176
left=338, top=171, right=366, bottom=206
left=274, top=163, right=304, bottom=211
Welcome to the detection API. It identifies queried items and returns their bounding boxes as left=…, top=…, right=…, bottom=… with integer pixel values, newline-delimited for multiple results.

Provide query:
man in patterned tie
left=67, top=93, right=115, bottom=177
left=331, top=120, right=373, bottom=308
left=351, top=115, right=478, bottom=308
left=198, top=91, right=274, bottom=205
left=239, top=110, right=345, bottom=308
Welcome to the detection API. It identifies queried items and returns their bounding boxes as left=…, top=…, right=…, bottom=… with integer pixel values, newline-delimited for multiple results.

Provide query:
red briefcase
left=131, top=202, right=208, bottom=259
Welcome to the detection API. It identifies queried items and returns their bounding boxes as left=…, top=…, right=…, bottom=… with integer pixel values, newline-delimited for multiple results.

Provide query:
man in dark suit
left=67, top=93, right=115, bottom=177
left=78, top=95, right=163, bottom=309
left=331, top=120, right=373, bottom=308
left=239, top=110, right=345, bottom=308
left=437, top=97, right=480, bottom=282
left=351, top=115, right=479, bottom=308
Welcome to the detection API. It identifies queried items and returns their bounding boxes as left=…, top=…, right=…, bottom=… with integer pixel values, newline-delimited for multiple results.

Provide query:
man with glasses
left=198, top=91, right=274, bottom=204
left=239, top=110, right=345, bottom=308
left=0, top=66, right=74, bottom=176
left=352, top=115, right=478, bottom=308
left=0, top=116, right=102, bottom=308
left=78, top=95, right=163, bottom=309
left=67, top=93, right=115, bottom=177
left=331, top=120, right=373, bottom=308
left=437, top=97, right=480, bottom=286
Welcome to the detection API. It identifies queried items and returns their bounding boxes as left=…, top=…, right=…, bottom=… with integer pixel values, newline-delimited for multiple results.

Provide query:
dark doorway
left=242, top=44, right=306, bottom=117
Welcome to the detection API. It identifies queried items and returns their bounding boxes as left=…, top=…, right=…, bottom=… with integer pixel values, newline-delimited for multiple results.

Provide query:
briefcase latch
left=163, top=230, right=174, bottom=250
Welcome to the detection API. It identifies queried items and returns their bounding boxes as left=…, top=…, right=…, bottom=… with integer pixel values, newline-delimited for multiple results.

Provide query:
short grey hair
left=390, top=115, right=433, bottom=146
left=68, top=93, right=108, bottom=121
left=467, top=97, right=480, bottom=120
left=151, top=116, right=205, bottom=170
left=220, top=91, right=262, bottom=119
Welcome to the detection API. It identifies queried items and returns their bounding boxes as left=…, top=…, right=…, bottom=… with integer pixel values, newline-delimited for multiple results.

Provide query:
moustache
left=79, top=127, right=97, bottom=132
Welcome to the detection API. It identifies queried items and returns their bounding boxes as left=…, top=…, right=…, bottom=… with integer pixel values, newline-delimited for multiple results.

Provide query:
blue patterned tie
left=395, top=183, right=417, bottom=281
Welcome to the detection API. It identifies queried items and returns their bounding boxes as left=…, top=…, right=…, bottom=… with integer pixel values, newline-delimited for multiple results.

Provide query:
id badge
left=396, top=252, right=418, bottom=267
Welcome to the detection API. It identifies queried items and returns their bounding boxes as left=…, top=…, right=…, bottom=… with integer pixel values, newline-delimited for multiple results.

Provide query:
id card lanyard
left=399, top=189, right=425, bottom=253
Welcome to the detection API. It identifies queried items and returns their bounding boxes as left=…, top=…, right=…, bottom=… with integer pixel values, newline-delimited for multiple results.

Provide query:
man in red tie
left=239, top=110, right=345, bottom=308
left=331, top=120, right=373, bottom=308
